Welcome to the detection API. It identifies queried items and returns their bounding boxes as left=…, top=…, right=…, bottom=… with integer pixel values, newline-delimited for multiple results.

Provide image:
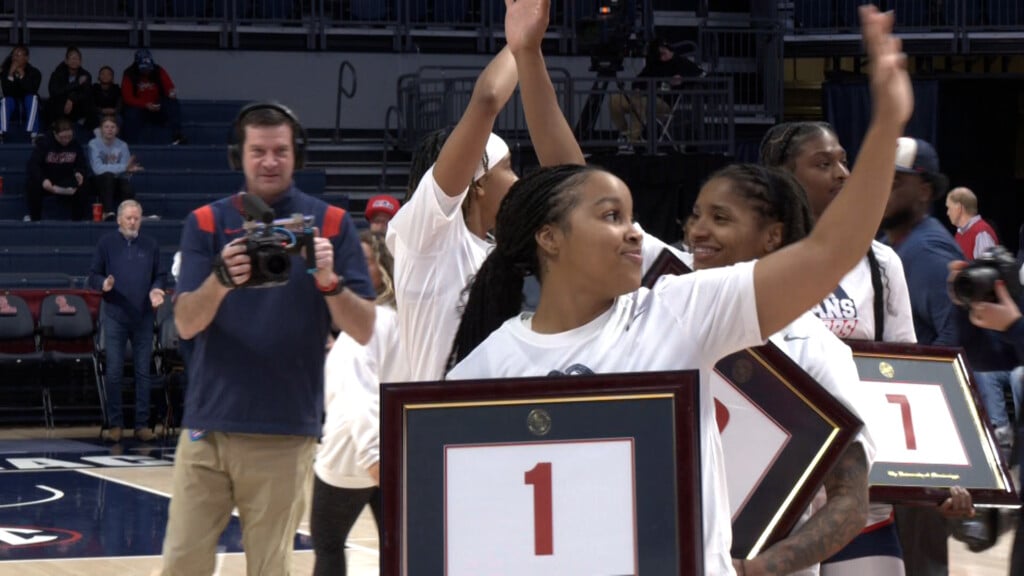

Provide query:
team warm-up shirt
left=316, top=305, right=406, bottom=489
left=386, top=166, right=490, bottom=382
left=448, top=262, right=763, bottom=576
left=811, top=241, right=916, bottom=343
left=768, top=312, right=877, bottom=576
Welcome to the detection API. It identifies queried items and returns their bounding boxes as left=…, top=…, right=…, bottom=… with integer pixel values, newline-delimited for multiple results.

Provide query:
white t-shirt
left=385, top=166, right=491, bottom=382
left=315, top=305, right=405, bottom=489
left=448, top=262, right=763, bottom=576
left=811, top=241, right=916, bottom=343
left=640, top=231, right=891, bottom=542
left=768, top=312, right=877, bottom=576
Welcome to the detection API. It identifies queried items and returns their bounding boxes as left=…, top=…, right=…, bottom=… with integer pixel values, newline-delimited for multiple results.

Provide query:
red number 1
left=886, top=394, right=918, bottom=450
left=524, top=462, right=553, bottom=556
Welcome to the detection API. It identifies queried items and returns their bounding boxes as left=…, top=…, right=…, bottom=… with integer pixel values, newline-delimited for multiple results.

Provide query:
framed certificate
left=380, top=371, right=703, bottom=576
left=713, top=344, right=863, bottom=558
left=846, top=341, right=1020, bottom=507
left=643, top=248, right=864, bottom=558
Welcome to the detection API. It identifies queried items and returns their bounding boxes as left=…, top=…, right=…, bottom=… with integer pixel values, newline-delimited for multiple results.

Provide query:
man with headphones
left=160, top=102, right=376, bottom=575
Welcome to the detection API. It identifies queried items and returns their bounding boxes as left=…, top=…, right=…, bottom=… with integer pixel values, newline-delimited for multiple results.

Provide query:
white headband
left=473, top=133, right=510, bottom=183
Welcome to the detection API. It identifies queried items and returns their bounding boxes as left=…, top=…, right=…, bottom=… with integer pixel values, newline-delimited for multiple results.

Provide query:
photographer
left=950, top=258, right=1024, bottom=574
left=160, top=103, right=376, bottom=575
left=608, top=39, right=704, bottom=148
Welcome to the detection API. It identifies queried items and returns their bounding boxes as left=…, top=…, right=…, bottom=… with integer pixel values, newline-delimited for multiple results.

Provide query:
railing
left=395, top=68, right=736, bottom=156
left=699, top=26, right=783, bottom=121
left=333, top=60, right=357, bottom=144
left=788, top=0, right=1023, bottom=33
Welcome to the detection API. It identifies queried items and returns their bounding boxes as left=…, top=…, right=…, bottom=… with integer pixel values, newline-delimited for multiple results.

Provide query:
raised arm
left=505, top=0, right=585, bottom=166
left=433, top=47, right=518, bottom=197
left=754, top=6, right=912, bottom=337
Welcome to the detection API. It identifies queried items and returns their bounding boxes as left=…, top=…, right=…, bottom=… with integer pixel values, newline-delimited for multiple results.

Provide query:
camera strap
left=866, top=247, right=885, bottom=341
left=212, top=254, right=238, bottom=289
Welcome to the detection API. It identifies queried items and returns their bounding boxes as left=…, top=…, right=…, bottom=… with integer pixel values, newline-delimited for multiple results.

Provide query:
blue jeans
left=975, top=369, right=1023, bottom=429
left=1, top=95, right=40, bottom=134
left=103, top=312, right=154, bottom=429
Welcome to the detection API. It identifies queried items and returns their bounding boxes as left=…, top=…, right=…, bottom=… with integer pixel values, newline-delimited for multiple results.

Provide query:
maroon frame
left=846, top=340, right=1020, bottom=507
left=380, top=371, right=703, bottom=576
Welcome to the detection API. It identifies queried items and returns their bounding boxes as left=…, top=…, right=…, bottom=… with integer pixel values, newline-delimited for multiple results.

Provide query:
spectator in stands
left=92, top=65, right=122, bottom=128
left=608, top=39, right=704, bottom=150
left=88, top=199, right=166, bottom=443
left=46, top=46, right=95, bottom=131
left=946, top=186, right=999, bottom=261
left=121, top=49, right=185, bottom=145
left=364, top=193, right=400, bottom=233
left=24, top=117, right=90, bottom=221
left=159, top=103, right=375, bottom=575
left=0, top=44, right=41, bottom=142
left=89, top=114, right=142, bottom=221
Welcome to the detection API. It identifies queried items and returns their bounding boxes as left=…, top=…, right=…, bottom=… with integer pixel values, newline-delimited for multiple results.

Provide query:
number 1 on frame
left=524, top=462, right=553, bottom=555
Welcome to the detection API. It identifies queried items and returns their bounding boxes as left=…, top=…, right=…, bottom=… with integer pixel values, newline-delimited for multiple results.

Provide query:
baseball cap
left=134, top=49, right=155, bottom=72
left=365, top=194, right=400, bottom=222
left=894, top=137, right=940, bottom=175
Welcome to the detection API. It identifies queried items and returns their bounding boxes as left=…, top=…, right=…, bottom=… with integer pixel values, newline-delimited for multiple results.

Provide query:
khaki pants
left=160, top=430, right=316, bottom=576
left=608, top=91, right=671, bottom=141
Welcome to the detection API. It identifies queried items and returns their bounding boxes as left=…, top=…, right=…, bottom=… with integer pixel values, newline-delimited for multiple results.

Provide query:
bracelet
left=317, top=275, right=345, bottom=296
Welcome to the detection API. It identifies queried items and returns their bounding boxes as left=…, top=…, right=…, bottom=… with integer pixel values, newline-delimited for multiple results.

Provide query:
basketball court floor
left=0, top=426, right=1011, bottom=575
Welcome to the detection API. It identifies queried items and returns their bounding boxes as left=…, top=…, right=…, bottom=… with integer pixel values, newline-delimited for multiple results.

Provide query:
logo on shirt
left=547, top=364, right=595, bottom=377
left=811, top=285, right=860, bottom=338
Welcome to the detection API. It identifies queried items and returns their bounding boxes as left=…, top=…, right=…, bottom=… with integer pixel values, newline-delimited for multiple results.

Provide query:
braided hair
left=406, top=127, right=492, bottom=218
left=759, top=121, right=837, bottom=170
left=709, top=164, right=815, bottom=247
left=446, top=164, right=597, bottom=372
left=407, top=128, right=450, bottom=200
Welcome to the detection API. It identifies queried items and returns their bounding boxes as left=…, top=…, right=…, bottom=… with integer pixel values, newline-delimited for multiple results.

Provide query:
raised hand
left=505, top=0, right=549, bottom=53
left=860, top=5, right=912, bottom=128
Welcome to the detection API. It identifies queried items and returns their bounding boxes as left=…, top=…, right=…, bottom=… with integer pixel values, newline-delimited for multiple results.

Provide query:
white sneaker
left=22, top=215, right=31, bottom=222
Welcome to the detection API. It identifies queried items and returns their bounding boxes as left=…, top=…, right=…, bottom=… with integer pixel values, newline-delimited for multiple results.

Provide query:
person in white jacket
left=311, top=231, right=405, bottom=576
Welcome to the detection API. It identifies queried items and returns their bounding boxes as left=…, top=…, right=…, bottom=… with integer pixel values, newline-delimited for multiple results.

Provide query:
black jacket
left=26, top=132, right=90, bottom=188
left=48, top=62, right=93, bottom=108
left=1, top=62, right=42, bottom=99
left=92, top=82, right=121, bottom=113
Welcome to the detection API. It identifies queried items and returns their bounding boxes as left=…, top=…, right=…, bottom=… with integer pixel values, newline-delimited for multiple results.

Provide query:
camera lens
left=264, top=253, right=290, bottom=277
left=952, top=267, right=999, bottom=306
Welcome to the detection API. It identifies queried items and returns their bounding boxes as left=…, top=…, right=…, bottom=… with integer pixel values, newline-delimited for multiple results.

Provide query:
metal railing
left=333, top=60, right=357, bottom=143
left=789, top=0, right=1023, bottom=33
left=394, top=68, right=736, bottom=156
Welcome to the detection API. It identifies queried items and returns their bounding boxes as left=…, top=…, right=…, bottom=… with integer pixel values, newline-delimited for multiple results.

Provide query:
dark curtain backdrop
left=822, top=77, right=1021, bottom=254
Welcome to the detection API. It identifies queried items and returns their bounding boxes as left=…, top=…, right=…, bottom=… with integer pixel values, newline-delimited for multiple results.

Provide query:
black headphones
left=228, top=101, right=307, bottom=170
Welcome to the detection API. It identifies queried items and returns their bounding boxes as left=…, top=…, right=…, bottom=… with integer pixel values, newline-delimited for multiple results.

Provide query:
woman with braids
left=312, top=231, right=403, bottom=576
left=759, top=122, right=978, bottom=575
left=686, top=163, right=875, bottom=576
left=759, top=121, right=915, bottom=344
left=386, top=0, right=585, bottom=382
left=446, top=9, right=911, bottom=574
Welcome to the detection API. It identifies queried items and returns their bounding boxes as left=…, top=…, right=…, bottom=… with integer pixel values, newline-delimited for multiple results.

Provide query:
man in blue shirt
left=88, top=199, right=166, bottom=443
left=159, top=103, right=376, bottom=576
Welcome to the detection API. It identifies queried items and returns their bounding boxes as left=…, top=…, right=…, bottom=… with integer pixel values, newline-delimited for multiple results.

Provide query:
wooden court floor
left=0, top=426, right=1012, bottom=575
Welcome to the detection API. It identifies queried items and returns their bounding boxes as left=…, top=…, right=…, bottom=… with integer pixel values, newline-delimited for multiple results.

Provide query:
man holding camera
left=160, top=104, right=375, bottom=575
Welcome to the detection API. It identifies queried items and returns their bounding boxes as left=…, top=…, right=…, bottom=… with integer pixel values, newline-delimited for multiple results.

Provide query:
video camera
left=950, top=245, right=1022, bottom=307
left=237, top=192, right=317, bottom=289
left=576, top=0, right=641, bottom=75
